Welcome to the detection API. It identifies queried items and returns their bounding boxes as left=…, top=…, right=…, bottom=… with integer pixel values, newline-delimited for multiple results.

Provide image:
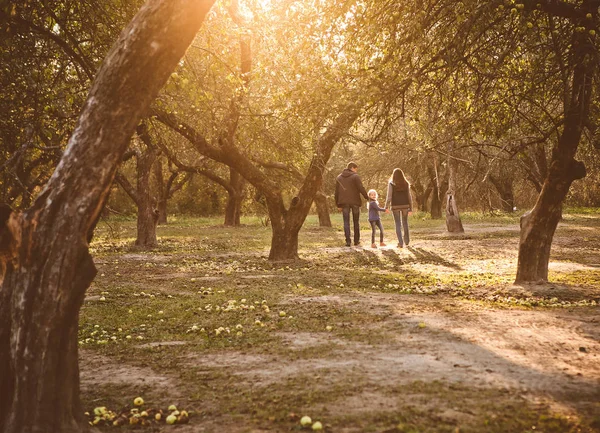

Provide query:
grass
left=80, top=210, right=600, bottom=432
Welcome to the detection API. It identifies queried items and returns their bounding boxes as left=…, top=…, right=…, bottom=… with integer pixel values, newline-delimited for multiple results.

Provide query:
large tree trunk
left=269, top=221, right=301, bottom=260
left=0, top=2, right=214, bottom=433
left=314, top=188, right=332, bottom=227
left=267, top=199, right=301, bottom=260
left=445, top=142, right=464, bottom=233
left=516, top=20, right=594, bottom=282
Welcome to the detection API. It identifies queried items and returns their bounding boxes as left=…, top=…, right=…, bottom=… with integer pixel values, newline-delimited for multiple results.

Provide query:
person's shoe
left=354, top=242, right=361, bottom=247
left=397, top=243, right=404, bottom=248
left=371, top=243, right=377, bottom=248
left=345, top=242, right=351, bottom=247
left=380, top=242, right=386, bottom=247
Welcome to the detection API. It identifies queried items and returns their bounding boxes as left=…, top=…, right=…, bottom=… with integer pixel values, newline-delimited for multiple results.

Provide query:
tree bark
left=154, top=158, right=169, bottom=224
left=428, top=165, right=443, bottom=219
left=0, top=1, right=214, bottom=432
left=269, top=221, right=300, bottom=260
left=134, top=123, right=159, bottom=247
left=224, top=168, right=245, bottom=226
left=488, top=174, right=515, bottom=212
left=516, top=15, right=595, bottom=282
left=314, top=188, right=332, bottom=227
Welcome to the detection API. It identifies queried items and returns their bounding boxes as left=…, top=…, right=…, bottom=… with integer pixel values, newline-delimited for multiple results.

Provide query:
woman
left=384, top=168, right=413, bottom=248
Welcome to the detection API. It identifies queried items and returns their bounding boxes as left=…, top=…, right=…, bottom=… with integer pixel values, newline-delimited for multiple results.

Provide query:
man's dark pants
left=342, top=205, right=361, bottom=245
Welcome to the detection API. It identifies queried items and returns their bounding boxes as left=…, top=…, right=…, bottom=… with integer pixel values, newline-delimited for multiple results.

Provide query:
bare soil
left=81, top=216, right=600, bottom=432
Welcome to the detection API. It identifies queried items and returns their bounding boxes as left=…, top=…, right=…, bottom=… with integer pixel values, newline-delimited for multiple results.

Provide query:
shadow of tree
left=407, top=246, right=462, bottom=270
left=381, top=249, right=406, bottom=266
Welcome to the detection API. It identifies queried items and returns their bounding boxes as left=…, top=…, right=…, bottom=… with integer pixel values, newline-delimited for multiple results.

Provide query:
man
left=334, top=161, right=369, bottom=247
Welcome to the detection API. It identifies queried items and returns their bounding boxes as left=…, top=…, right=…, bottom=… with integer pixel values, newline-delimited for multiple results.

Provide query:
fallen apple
left=300, top=415, right=312, bottom=426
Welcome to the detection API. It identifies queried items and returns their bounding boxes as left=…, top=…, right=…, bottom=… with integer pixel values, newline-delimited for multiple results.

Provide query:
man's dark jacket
left=335, top=169, right=368, bottom=207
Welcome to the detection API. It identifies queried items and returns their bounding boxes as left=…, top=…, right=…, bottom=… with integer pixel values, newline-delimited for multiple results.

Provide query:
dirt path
left=179, top=293, right=599, bottom=427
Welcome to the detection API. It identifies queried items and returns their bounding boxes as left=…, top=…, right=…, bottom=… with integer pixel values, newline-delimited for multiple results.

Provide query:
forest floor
left=80, top=210, right=600, bottom=433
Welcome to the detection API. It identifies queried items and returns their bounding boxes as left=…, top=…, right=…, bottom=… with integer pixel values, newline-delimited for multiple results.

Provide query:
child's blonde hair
left=367, top=189, right=378, bottom=210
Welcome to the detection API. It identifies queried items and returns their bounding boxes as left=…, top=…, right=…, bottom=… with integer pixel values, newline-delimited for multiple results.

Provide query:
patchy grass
left=81, top=211, right=600, bottom=432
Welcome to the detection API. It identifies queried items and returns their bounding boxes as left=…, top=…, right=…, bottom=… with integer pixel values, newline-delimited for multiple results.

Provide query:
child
left=367, top=189, right=388, bottom=248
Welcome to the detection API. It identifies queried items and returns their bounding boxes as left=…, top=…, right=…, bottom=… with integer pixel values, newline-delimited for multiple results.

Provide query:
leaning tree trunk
left=265, top=112, right=361, bottom=261
left=314, top=188, right=332, bottom=227
left=516, top=20, right=595, bottom=282
left=0, top=2, right=214, bottom=433
left=445, top=142, right=464, bottom=233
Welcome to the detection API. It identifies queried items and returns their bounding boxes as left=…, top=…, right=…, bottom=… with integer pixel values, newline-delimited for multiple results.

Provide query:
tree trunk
left=0, top=2, right=214, bottom=432
left=314, top=188, right=332, bottom=227
left=516, top=157, right=587, bottom=282
left=224, top=192, right=243, bottom=226
left=224, top=168, right=244, bottom=226
left=135, top=125, right=159, bottom=247
left=267, top=202, right=301, bottom=261
left=516, top=18, right=594, bottom=282
left=488, top=174, right=515, bottom=212
left=269, top=223, right=301, bottom=260
left=430, top=181, right=442, bottom=219
left=421, top=185, right=432, bottom=213
left=427, top=163, right=443, bottom=219
left=445, top=142, right=464, bottom=233
left=412, top=179, right=432, bottom=213
left=153, top=158, right=169, bottom=224
left=157, top=197, right=168, bottom=224
left=155, top=99, right=361, bottom=261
